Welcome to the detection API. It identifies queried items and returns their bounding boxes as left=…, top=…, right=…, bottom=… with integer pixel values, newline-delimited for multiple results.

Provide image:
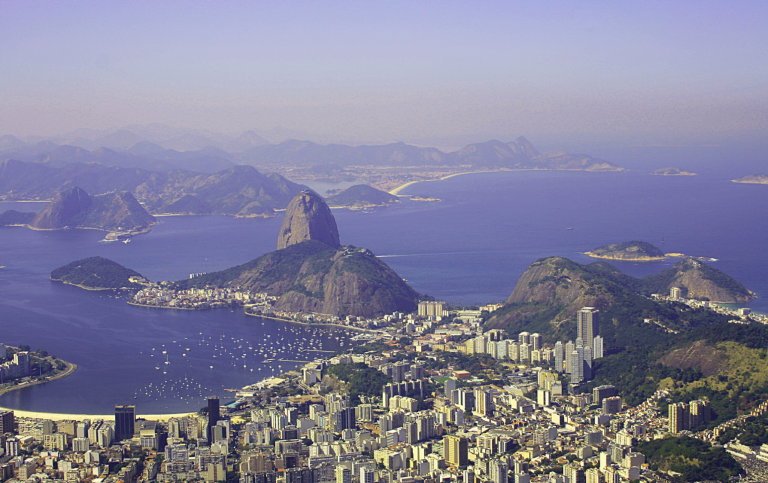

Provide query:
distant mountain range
left=0, top=160, right=306, bottom=216
left=1, top=127, right=623, bottom=173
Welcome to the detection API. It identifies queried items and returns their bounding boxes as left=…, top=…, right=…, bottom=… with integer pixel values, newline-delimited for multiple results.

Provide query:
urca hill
left=175, top=190, right=419, bottom=318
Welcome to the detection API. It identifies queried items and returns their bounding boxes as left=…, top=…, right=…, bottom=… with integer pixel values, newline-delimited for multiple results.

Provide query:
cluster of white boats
left=131, top=322, right=361, bottom=408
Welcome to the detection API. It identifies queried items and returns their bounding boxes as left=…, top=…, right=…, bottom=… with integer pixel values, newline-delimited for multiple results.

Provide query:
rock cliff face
left=277, top=190, right=341, bottom=250
left=646, top=258, right=754, bottom=303
left=30, top=187, right=93, bottom=229
left=29, top=187, right=156, bottom=231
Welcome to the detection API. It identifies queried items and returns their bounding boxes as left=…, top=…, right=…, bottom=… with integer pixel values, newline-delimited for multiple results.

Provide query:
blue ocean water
left=0, top=149, right=767, bottom=414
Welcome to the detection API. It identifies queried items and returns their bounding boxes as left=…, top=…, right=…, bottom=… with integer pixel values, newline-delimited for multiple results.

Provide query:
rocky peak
left=277, top=190, right=341, bottom=250
left=30, top=186, right=92, bottom=229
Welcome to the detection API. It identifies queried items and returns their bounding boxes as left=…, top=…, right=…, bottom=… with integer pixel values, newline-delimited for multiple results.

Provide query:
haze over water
left=0, top=148, right=767, bottom=414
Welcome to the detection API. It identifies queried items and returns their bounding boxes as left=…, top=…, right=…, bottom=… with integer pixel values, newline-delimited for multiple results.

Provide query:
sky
left=1, top=0, right=767, bottom=147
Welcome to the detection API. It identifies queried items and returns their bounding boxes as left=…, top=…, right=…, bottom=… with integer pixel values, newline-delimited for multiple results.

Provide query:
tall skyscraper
left=444, top=435, right=468, bottom=466
left=207, top=397, right=220, bottom=441
left=669, top=402, right=689, bottom=434
left=568, top=348, right=584, bottom=384
left=0, top=410, right=14, bottom=434
left=114, top=405, right=135, bottom=441
left=554, top=341, right=564, bottom=372
left=518, top=332, right=530, bottom=345
left=593, top=335, right=604, bottom=359
left=530, top=333, right=542, bottom=351
left=577, top=307, right=600, bottom=349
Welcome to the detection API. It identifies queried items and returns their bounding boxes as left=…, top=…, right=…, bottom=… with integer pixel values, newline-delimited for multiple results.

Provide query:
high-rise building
left=114, top=405, right=135, bottom=441
left=690, top=400, right=711, bottom=429
left=530, top=333, right=542, bottom=351
left=554, top=341, right=564, bottom=372
left=207, top=397, right=220, bottom=441
left=444, top=435, right=468, bottom=466
left=602, top=396, right=622, bottom=415
left=474, top=389, right=492, bottom=417
left=13, top=352, right=30, bottom=377
left=489, top=459, right=508, bottom=483
left=418, top=301, right=445, bottom=318
left=360, top=467, right=375, bottom=483
left=335, top=466, right=351, bottom=483
left=0, top=410, right=14, bottom=434
left=577, top=307, right=600, bottom=349
left=592, top=385, right=617, bottom=405
left=444, top=379, right=457, bottom=398
left=568, top=348, right=584, bottom=384
left=669, top=402, right=689, bottom=434
left=518, top=332, right=530, bottom=345
left=593, top=335, right=604, bottom=359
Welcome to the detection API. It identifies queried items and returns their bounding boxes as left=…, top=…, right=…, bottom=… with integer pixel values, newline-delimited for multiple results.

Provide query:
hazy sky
left=1, top=0, right=766, bottom=146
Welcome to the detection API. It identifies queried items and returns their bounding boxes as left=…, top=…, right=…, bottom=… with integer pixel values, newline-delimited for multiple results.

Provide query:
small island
left=325, top=184, right=399, bottom=209
left=732, top=173, right=768, bottom=185
left=585, top=241, right=667, bottom=261
left=51, top=256, right=149, bottom=291
left=652, top=167, right=697, bottom=176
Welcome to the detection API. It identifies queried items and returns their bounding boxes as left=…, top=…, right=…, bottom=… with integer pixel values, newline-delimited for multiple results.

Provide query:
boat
left=123, top=239, right=131, bottom=244
left=565, top=227, right=574, bottom=230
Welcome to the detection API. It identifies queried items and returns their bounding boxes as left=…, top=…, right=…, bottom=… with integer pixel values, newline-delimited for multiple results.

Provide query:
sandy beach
left=388, top=169, right=506, bottom=195
left=1, top=407, right=195, bottom=422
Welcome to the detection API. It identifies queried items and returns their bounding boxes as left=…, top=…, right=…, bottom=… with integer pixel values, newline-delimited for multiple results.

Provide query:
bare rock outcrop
left=277, top=190, right=341, bottom=250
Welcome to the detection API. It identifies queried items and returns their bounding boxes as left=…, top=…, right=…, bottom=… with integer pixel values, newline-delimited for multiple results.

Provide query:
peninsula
left=51, top=256, right=149, bottom=291
left=0, top=345, right=77, bottom=397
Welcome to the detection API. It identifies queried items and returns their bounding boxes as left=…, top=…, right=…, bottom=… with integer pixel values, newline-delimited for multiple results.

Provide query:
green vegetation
left=591, top=323, right=768, bottom=423
left=175, top=240, right=336, bottom=290
left=0, top=210, right=35, bottom=226
left=640, top=258, right=752, bottom=300
left=51, top=256, right=145, bottom=290
left=491, top=256, right=738, bottom=352
left=326, top=363, right=393, bottom=405
left=636, top=436, right=743, bottom=482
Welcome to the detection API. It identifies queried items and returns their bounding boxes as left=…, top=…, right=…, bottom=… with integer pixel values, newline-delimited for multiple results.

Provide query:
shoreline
left=51, top=279, right=126, bottom=292
left=0, top=359, right=78, bottom=398
left=388, top=168, right=536, bottom=195
left=245, top=311, right=377, bottom=333
left=0, top=406, right=195, bottom=422
left=584, top=252, right=667, bottom=262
